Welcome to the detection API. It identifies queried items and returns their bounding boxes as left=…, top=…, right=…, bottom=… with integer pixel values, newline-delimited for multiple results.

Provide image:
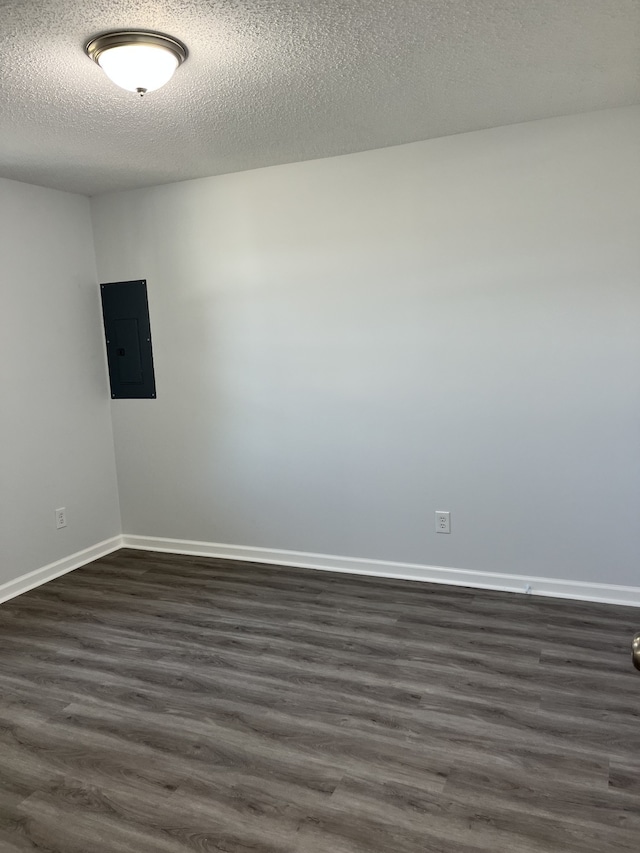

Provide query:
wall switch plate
left=55, top=507, right=67, bottom=529
left=435, top=511, right=450, bottom=533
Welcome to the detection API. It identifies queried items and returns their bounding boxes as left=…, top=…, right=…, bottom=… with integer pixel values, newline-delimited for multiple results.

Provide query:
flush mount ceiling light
left=85, top=31, right=187, bottom=96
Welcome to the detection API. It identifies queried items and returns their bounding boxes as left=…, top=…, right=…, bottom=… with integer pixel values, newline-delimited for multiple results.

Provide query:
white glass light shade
left=85, top=32, right=187, bottom=96
left=98, top=44, right=179, bottom=93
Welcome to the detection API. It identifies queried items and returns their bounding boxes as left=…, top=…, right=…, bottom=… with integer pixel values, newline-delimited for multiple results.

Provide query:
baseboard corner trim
left=0, top=535, right=124, bottom=605
left=121, top=534, right=640, bottom=608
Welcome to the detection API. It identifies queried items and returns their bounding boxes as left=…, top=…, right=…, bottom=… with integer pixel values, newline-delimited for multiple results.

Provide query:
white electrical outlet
left=435, top=511, right=450, bottom=534
left=55, top=507, right=67, bottom=529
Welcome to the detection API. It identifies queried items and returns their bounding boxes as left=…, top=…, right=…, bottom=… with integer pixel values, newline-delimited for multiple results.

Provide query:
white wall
left=0, top=178, right=121, bottom=584
left=91, top=106, right=640, bottom=586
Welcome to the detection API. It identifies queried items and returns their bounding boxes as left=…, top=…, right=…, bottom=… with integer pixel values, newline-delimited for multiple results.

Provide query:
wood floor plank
left=1, top=548, right=639, bottom=851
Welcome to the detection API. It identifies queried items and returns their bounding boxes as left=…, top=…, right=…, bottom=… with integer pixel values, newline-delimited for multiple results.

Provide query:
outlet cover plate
left=436, top=511, right=450, bottom=534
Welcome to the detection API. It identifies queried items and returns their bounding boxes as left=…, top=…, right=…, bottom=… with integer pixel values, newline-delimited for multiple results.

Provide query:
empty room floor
left=0, top=549, right=638, bottom=852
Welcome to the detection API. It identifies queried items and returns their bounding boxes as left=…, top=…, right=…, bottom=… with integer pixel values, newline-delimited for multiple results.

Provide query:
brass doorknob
left=633, top=633, right=640, bottom=671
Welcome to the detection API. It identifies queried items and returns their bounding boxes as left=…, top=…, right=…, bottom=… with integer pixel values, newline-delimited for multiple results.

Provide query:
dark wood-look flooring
left=0, top=549, right=639, bottom=852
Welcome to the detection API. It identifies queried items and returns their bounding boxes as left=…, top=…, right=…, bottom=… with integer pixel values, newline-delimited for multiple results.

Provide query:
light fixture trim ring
left=85, top=30, right=188, bottom=66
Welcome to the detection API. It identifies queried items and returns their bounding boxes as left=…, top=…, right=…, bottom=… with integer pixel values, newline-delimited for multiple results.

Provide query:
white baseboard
left=4, top=533, right=637, bottom=609
left=121, top=534, right=640, bottom=608
left=0, top=536, right=124, bottom=605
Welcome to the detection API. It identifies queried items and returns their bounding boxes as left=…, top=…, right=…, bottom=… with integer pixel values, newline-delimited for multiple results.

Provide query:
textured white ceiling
left=0, top=0, right=638, bottom=196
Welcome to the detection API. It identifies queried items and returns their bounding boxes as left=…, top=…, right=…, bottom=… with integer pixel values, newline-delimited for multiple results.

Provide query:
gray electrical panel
left=100, top=279, right=156, bottom=399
